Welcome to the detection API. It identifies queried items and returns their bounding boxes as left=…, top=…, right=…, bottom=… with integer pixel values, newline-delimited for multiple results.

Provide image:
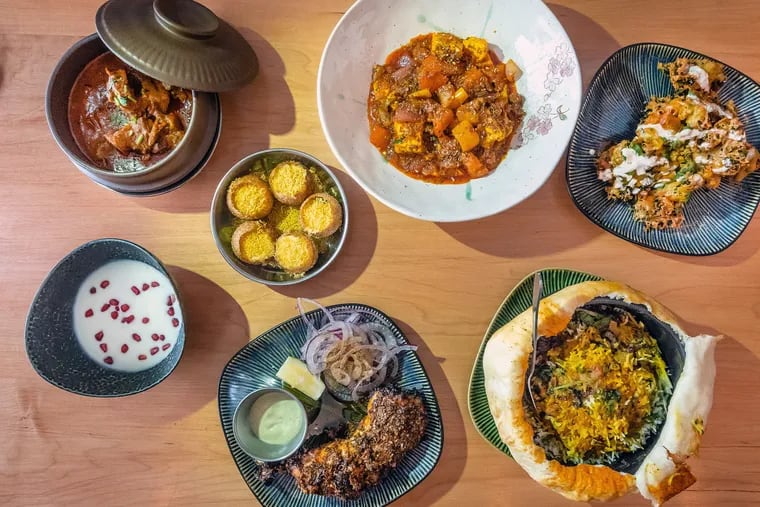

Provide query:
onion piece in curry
left=367, top=32, right=525, bottom=184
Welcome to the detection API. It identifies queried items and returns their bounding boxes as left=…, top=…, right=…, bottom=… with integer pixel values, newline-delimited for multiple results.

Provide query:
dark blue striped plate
left=218, top=303, right=443, bottom=506
left=468, top=268, right=602, bottom=456
left=566, top=43, right=760, bottom=255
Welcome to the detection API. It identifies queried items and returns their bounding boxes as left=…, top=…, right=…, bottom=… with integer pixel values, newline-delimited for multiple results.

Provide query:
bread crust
left=482, top=280, right=713, bottom=504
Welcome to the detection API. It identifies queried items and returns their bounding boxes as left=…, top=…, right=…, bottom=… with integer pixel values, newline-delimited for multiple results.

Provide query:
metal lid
left=96, top=0, right=258, bottom=92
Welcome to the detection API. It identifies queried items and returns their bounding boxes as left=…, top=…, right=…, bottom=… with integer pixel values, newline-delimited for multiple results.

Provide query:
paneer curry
left=368, top=33, right=525, bottom=184
left=68, top=52, right=192, bottom=173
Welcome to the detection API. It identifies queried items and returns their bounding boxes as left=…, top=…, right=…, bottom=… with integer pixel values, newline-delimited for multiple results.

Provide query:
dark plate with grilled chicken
left=218, top=303, right=443, bottom=506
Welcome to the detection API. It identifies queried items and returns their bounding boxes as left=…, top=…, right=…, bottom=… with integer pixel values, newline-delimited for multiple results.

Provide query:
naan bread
left=483, top=280, right=718, bottom=505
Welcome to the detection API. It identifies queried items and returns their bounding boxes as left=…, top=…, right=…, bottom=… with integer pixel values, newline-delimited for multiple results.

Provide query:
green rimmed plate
left=467, top=268, right=603, bottom=455
left=218, top=303, right=443, bottom=506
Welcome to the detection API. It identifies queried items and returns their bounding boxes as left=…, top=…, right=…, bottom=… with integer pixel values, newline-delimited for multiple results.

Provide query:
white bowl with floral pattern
left=318, top=0, right=581, bottom=222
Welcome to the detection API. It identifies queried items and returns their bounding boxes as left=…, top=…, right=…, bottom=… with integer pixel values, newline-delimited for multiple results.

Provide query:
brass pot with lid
left=46, top=0, right=259, bottom=195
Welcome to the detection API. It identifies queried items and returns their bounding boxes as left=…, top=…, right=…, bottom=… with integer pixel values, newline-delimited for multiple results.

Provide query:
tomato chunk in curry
left=368, top=33, right=525, bottom=184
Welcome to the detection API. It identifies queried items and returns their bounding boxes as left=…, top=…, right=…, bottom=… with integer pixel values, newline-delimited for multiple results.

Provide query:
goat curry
left=368, top=32, right=524, bottom=184
left=68, top=52, right=192, bottom=173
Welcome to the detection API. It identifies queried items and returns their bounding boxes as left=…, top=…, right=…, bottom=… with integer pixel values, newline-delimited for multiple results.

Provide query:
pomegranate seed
left=121, top=344, right=129, bottom=353
left=159, top=334, right=165, bottom=341
left=131, top=286, right=140, bottom=295
left=167, top=295, right=174, bottom=306
left=151, top=281, right=160, bottom=287
left=109, top=298, right=119, bottom=307
left=138, top=354, right=147, bottom=361
left=100, top=343, right=108, bottom=353
left=89, top=287, right=96, bottom=294
left=100, top=280, right=109, bottom=289
left=162, top=343, right=171, bottom=351
left=85, top=309, right=94, bottom=318
left=120, top=304, right=130, bottom=312
left=172, top=318, right=179, bottom=328
left=132, top=333, right=141, bottom=342
left=150, top=347, right=159, bottom=355
left=142, top=317, right=149, bottom=324
left=94, top=331, right=104, bottom=341
left=142, top=283, right=149, bottom=291
left=151, top=333, right=160, bottom=341
left=167, top=307, right=175, bottom=316
left=100, top=303, right=111, bottom=312
left=111, top=311, right=118, bottom=320
left=104, top=356, right=113, bottom=365
left=123, top=315, right=135, bottom=324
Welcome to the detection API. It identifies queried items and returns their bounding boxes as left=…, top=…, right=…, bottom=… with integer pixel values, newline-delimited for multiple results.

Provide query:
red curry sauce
left=367, top=33, right=524, bottom=184
left=68, top=52, right=192, bottom=173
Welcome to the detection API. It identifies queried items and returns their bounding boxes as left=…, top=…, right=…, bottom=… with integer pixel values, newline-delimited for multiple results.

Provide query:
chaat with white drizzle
left=296, top=298, right=417, bottom=402
left=596, top=58, right=759, bottom=229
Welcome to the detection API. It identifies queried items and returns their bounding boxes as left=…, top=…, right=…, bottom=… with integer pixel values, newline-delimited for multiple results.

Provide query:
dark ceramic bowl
left=566, top=43, right=760, bottom=255
left=210, top=149, right=349, bottom=285
left=25, top=238, right=185, bottom=397
left=577, top=296, right=685, bottom=474
left=45, top=34, right=221, bottom=194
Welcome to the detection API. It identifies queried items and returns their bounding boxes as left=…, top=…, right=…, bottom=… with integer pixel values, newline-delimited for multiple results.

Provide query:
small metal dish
left=232, top=387, right=308, bottom=463
left=210, top=148, right=349, bottom=285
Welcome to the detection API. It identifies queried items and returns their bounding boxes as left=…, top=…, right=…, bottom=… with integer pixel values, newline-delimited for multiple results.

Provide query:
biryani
left=526, top=305, right=672, bottom=466
left=596, top=57, right=759, bottom=229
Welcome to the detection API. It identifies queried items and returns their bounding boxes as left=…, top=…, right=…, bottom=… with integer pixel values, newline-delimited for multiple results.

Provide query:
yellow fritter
left=269, top=160, right=312, bottom=206
left=230, top=220, right=276, bottom=264
left=274, top=232, right=317, bottom=273
left=299, top=193, right=343, bottom=238
left=226, top=175, right=274, bottom=220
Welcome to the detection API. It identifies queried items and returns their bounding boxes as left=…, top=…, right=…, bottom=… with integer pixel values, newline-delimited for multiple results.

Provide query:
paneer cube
left=392, top=121, right=425, bottom=153
left=464, top=37, right=491, bottom=64
left=451, top=120, right=480, bottom=152
left=276, top=357, right=325, bottom=401
left=481, top=119, right=510, bottom=149
left=431, top=32, right=464, bottom=62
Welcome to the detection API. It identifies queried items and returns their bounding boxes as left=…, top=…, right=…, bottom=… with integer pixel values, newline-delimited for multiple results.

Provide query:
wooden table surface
left=2, top=0, right=759, bottom=505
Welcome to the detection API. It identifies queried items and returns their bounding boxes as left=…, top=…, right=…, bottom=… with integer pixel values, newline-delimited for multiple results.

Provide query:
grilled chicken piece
left=288, top=389, right=426, bottom=499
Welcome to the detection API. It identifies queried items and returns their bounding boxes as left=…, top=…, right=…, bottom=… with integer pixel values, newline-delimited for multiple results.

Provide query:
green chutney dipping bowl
left=232, top=387, right=308, bottom=462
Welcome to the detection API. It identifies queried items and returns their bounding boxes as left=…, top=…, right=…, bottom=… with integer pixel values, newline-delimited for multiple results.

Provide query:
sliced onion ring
left=296, top=298, right=417, bottom=401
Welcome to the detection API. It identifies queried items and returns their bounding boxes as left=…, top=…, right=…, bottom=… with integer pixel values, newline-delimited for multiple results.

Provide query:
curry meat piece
left=288, top=389, right=426, bottom=498
left=103, top=66, right=186, bottom=158
left=105, top=69, right=137, bottom=108
left=103, top=112, right=184, bottom=156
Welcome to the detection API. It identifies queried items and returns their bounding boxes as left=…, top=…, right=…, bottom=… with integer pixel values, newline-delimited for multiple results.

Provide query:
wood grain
left=1, top=1, right=758, bottom=505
